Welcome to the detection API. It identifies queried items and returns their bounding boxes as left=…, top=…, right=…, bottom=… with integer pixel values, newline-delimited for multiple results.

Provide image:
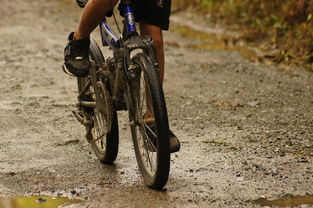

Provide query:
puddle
left=253, top=194, right=313, bottom=207
left=171, top=24, right=258, bottom=60
left=0, top=196, right=82, bottom=208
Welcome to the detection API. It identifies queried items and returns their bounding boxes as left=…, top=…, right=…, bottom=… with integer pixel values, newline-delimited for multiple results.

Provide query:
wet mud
left=0, top=0, right=313, bottom=207
left=0, top=196, right=81, bottom=208
left=253, top=194, right=313, bottom=207
left=170, top=23, right=258, bottom=61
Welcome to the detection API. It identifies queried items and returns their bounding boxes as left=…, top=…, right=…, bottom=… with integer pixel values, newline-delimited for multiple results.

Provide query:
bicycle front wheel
left=127, top=53, right=170, bottom=190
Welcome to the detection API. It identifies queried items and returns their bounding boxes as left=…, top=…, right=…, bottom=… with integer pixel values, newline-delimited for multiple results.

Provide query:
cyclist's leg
left=139, top=23, right=164, bottom=119
left=139, top=23, right=180, bottom=153
left=75, top=0, right=119, bottom=40
left=139, top=23, right=165, bottom=84
left=134, top=0, right=170, bottom=84
left=64, top=0, right=118, bottom=77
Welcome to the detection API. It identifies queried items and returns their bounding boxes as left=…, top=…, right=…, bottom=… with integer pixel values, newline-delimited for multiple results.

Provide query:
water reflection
left=254, top=194, right=313, bottom=207
left=0, top=196, right=82, bottom=208
left=171, top=24, right=257, bottom=60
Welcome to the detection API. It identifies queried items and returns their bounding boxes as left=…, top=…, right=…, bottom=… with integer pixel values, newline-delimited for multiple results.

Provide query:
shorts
left=119, top=0, right=172, bottom=30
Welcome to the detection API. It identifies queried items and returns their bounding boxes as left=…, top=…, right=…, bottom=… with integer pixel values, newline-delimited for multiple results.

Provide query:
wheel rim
left=132, top=74, right=158, bottom=176
left=92, top=81, right=111, bottom=153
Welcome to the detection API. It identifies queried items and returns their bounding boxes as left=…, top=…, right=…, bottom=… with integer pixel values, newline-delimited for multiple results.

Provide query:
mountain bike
left=68, top=0, right=170, bottom=190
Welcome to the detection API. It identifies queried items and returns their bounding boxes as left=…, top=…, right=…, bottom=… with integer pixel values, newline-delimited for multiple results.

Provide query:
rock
left=237, top=176, right=245, bottom=181
left=298, top=157, right=309, bottom=163
left=247, top=101, right=259, bottom=107
left=285, top=140, right=293, bottom=146
left=8, top=172, right=16, bottom=176
left=36, top=197, right=47, bottom=203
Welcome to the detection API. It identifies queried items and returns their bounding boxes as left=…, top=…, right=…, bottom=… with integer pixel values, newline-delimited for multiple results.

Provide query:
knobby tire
left=127, top=53, right=170, bottom=190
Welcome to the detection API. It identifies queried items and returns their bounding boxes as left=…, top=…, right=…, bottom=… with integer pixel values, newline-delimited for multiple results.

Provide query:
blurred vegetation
left=173, top=0, right=313, bottom=70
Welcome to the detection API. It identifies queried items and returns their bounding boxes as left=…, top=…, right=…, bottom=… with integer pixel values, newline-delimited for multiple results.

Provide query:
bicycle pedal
left=72, top=111, right=92, bottom=126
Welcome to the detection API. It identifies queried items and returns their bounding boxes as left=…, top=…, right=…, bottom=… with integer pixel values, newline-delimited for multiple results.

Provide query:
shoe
left=145, top=124, right=181, bottom=153
left=169, top=129, right=181, bottom=153
left=64, top=32, right=91, bottom=77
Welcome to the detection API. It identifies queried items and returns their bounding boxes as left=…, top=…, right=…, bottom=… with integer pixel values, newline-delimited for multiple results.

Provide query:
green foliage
left=172, top=0, right=313, bottom=69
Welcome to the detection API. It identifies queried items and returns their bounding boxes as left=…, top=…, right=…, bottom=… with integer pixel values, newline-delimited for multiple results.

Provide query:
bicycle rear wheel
left=126, top=53, right=170, bottom=190
left=77, top=39, right=119, bottom=164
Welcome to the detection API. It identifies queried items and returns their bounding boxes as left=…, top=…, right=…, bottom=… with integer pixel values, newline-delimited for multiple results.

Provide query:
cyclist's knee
left=92, top=0, right=118, bottom=7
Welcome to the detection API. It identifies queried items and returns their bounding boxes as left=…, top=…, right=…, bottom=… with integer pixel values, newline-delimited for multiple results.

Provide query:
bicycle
left=66, top=0, right=171, bottom=190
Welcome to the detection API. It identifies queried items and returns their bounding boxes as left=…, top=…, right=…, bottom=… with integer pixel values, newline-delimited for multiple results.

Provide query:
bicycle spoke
left=76, top=39, right=118, bottom=165
left=92, top=107, right=109, bottom=150
left=140, top=76, right=154, bottom=118
left=140, top=128, right=155, bottom=169
left=143, top=123, right=157, bottom=151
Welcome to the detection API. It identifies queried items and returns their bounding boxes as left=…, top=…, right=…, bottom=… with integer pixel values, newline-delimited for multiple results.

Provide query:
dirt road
left=0, top=0, right=312, bottom=207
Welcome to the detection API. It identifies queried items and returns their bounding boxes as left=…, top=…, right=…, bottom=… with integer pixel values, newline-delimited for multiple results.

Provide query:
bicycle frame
left=99, top=0, right=136, bottom=51
left=97, top=0, right=159, bottom=106
left=73, top=0, right=172, bottom=189
left=99, top=20, right=120, bottom=49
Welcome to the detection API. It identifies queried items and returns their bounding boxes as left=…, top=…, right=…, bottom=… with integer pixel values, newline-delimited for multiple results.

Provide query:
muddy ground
left=0, top=0, right=313, bottom=207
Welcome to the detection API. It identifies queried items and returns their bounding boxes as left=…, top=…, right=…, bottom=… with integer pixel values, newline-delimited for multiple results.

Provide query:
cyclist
left=63, top=0, right=180, bottom=153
